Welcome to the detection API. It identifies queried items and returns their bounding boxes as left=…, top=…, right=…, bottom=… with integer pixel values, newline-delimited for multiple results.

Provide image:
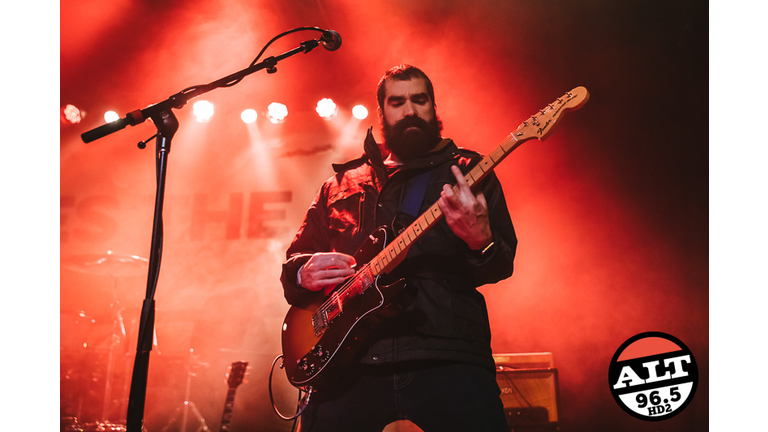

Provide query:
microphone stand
left=80, top=32, right=330, bottom=432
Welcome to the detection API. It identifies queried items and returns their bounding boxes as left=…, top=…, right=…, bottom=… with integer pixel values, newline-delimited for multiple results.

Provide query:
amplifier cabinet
left=496, top=367, right=560, bottom=432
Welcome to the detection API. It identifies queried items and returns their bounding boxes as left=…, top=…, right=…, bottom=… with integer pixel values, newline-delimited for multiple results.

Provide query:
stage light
left=267, top=102, right=288, bottom=124
left=241, top=109, right=258, bottom=124
left=193, top=100, right=214, bottom=122
left=316, top=98, right=338, bottom=120
left=352, top=105, right=369, bottom=120
left=104, top=111, right=120, bottom=123
left=61, top=104, right=82, bottom=124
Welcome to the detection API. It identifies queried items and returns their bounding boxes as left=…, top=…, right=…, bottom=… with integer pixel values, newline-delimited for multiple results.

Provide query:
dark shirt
left=281, top=133, right=517, bottom=372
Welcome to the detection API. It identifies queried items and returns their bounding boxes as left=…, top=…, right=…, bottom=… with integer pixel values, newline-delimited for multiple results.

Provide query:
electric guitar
left=219, top=361, right=248, bottom=432
left=281, top=87, right=590, bottom=389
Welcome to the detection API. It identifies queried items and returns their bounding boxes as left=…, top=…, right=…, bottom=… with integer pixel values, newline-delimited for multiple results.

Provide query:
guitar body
left=281, top=227, right=412, bottom=389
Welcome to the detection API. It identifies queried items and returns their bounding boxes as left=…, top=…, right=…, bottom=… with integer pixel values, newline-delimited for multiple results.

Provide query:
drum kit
left=61, top=250, right=150, bottom=432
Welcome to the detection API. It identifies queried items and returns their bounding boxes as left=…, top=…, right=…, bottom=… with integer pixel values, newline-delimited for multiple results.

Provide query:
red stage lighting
left=241, top=108, right=258, bottom=124
left=61, top=104, right=83, bottom=124
left=316, top=98, right=338, bottom=120
left=267, top=102, right=288, bottom=124
left=104, top=110, right=119, bottom=123
left=352, top=105, right=368, bottom=120
left=193, top=100, right=214, bottom=123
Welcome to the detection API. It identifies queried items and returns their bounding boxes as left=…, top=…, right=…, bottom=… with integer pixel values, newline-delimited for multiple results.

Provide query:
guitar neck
left=220, top=360, right=247, bottom=432
left=367, top=132, right=527, bottom=277
left=220, top=388, right=237, bottom=432
left=324, top=86, right=588, bottom=306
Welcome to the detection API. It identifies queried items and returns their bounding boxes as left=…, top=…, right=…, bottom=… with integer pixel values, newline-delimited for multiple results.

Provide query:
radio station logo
left=608, top=332, right=698, bottom=421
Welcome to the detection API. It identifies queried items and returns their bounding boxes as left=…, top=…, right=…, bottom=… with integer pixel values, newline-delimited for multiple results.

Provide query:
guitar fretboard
left=367, top=132, right=523, bottom=277
left=220, top=388, right=237, bottom=431
left=220, top=361, right=247, bottom=432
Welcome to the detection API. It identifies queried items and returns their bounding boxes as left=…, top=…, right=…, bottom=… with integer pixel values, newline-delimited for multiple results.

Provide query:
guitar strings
left=315, top=261, right=373, bottom=323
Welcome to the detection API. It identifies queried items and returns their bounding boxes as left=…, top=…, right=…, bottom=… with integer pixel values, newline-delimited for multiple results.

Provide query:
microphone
left=320, top=30, right=342, bottom=51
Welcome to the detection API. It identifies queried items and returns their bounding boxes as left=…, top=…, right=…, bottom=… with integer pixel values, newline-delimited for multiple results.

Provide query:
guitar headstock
left=514, top=86, right=589, bottom=142
left=226, top=361, right=248, bottom=388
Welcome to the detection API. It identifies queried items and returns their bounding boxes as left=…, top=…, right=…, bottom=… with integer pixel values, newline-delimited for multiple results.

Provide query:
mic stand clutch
left=79, top=28, right=341, bottom=432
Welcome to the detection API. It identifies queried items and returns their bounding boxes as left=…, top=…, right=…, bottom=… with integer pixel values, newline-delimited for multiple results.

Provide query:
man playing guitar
left=280, top=64, right=518, bottom=431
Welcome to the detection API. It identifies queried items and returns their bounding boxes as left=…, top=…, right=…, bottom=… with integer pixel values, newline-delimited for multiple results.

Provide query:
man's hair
left=376, top=65, right=436, bottom=110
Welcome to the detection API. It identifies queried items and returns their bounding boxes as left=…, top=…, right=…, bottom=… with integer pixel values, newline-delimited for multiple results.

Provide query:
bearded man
left=280, top=64, right=517, bottom=431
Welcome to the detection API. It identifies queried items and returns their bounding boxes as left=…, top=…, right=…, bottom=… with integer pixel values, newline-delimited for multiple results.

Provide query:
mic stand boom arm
left=79, top=32, right=329, bottom=432
left=81, top=36, right=324, bottom=143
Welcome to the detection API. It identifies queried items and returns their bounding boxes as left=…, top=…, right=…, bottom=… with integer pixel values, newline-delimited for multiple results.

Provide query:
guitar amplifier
left=494, top=353, right=560, bottom=432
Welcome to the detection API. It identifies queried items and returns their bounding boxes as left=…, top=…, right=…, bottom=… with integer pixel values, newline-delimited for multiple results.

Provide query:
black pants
left=298, top=361, right=508, bottom=432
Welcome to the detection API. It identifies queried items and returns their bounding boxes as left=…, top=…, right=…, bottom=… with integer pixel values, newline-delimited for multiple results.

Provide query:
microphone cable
left=177, top=26, right=330, bottom=98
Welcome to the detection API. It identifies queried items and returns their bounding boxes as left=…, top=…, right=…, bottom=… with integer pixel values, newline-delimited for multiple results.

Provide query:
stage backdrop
left=61, top=1, right=708, bottom=431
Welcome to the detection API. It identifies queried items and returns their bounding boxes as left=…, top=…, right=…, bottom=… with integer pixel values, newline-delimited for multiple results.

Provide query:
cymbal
left=62, top=250, right=149, bottom=277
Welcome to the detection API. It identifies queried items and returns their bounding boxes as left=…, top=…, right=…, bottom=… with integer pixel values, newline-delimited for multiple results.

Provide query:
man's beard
left=382, top=114, right=443, bottom=162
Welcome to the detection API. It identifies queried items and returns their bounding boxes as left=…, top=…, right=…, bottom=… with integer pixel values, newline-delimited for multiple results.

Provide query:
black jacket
left=281, top=133, right=517, bottom=372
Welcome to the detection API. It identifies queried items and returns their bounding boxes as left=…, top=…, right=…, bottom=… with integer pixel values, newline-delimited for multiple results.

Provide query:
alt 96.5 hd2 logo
left=608, top=332, right=698, bottom=421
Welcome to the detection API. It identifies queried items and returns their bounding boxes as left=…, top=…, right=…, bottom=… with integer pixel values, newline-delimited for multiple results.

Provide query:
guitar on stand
left=219, top=361, right=248, bottom=432
left=280, top=86, right=590, bottom=392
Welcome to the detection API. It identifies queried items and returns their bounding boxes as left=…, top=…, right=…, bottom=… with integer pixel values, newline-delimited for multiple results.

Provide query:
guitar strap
left=392, top=169, right=433, bottom=235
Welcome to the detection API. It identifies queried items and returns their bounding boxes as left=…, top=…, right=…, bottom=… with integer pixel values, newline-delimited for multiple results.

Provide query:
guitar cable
left=269, top=354, right=311, bottom=429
